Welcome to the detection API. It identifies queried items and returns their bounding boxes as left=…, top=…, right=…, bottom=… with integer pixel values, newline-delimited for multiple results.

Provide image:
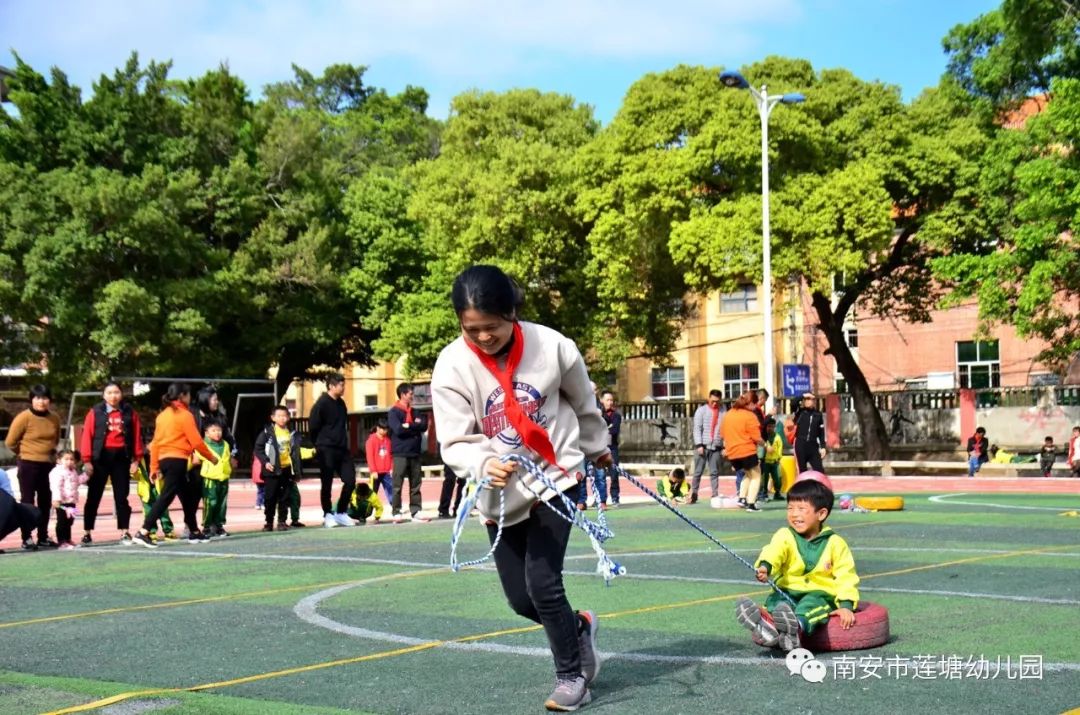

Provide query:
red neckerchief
left=709, top=403, right=720, bottom=441
left=465, top=321, right=566, bottom=475
left=394, top=399, right=413, bottom=424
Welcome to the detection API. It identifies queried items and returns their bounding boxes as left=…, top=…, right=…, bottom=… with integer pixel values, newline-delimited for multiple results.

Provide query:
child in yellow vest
left=348, top=481, right=383, bottom=524
left=198, top=419, right=232, bottom=538
left=758, top=418, right=784, bottom=501
left=656, top=467, right=691, bottom=504
left=735, top=479, right=860, bottom=651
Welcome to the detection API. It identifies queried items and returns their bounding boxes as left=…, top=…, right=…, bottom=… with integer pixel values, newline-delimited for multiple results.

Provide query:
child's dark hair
left=162, top=382, right=191, bottom=408
left=786, top=479, right=835, bottom=517
left=975, top=426, right=986, bottom=435
left=271, top=405, right=289, bottom=417
left=396, top=382, right=413, bottom=398
left=202, top=417, right=224, bottom=433
left=451, top=265, right=524, bottom=320
left=765, top=416, right=777, bottom=428
left=356, top=481, right=372, bottom=497
left=1044, top=435, right=1053, bottom=442
left=670, top=467, right=685, bottom=480
left=57, top=448, right=76, bottom=461
left=371, top=417, right=389, bottom=433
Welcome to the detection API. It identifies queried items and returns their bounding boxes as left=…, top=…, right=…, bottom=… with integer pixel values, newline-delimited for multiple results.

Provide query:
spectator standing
left=1039, top=436, right=1057, bottom=478
left=5, top=384, right=62, bottom=550
left=596, top=391, right=623, bottom=507
left=438, top=460, right=466, bottom=519
left=1069, top=426, right=1080, bottom=478
left=49, top=449, right=88, bottom=549
left=966, top=426, right=989, bottom=477
left=308, top=373, right=357, bottom=528
left=254, top=406, right=303, bottom=532
left=722, top=392, right=766, bottom=511
left=79, top=381, right=143, bottom=546
left=793, top=392, right=827, bottom=474
left=131, top=383, right=219, bottom=548
left=365, top=419, right=394, bottom=504
left=689, top=390, right=725, bottom=504
left=388, top=382, right=430, bottom=523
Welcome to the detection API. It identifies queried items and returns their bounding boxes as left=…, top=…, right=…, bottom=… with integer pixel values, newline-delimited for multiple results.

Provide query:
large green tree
left=370, top=89, right=599, bottom=374
left=932, top=1, right=1080, bottom=374
left=0, top=55, right=438, bottom=396
left=585, top=59, right=989, bottom=457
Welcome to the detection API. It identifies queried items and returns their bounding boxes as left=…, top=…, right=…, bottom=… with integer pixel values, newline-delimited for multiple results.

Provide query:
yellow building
left=620, top=282, right=805, bottom=403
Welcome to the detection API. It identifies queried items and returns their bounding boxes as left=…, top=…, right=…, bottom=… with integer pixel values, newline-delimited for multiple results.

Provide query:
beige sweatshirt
left=431, top=321, right=609, bottom=526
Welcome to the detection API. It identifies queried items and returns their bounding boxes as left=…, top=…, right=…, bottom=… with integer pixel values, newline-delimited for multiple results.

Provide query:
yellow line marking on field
left=40, top=586, right=767, bottom=715
left=861, top=544, right=1076, bottom=581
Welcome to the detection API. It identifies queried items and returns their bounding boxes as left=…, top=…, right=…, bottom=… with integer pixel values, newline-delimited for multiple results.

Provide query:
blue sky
left=2, top=0, right=999, bottom=123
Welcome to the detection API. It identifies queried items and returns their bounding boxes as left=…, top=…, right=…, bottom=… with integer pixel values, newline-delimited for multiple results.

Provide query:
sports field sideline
left=1, top=477, right=1078, bottom=715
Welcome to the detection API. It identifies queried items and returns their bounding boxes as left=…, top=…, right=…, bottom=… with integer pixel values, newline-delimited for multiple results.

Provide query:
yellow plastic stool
left=780, top=455, right=797, bottom=494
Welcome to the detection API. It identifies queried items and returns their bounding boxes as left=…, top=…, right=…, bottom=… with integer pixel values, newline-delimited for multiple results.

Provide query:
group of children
left=968, top=425, right=1080, bottom=478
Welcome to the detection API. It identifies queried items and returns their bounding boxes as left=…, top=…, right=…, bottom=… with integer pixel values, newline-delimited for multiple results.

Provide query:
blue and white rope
left=449, top=454, right=625, bottom=583
left=608, top=464, right=797, bottom=606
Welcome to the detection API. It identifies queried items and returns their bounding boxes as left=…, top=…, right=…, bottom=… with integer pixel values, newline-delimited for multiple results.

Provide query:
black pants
left=263, top=466, right=292, bottom=526
left=438, top=464, right=465, bottom=516
left=142, top=459, right=201, bottom=533
left=317, top=448, right=356, bottom=515
left=17, top=459, right=52, bottom=541
left=1, top=490, right=39, bottom=542
left=795, top=441, right=824, bottom=473
left=392, top=456, right=423, bottom=516
left=84, top=448, right=133, bottom=531
left=55, top=503, right=75, bottom=543
left=486, top=490, right=581, bottom=678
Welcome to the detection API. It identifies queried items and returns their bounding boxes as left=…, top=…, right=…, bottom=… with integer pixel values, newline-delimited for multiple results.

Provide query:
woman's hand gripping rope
left=607, top=464, right=797, bottom=608
left=449, top=454, right=626, bottom=583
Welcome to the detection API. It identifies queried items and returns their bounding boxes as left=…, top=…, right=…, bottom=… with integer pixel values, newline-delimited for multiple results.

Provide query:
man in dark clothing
left=1, top=470, right=40, bottom=552
left=437, top=458, right=466, bottom=519
left=388, top=382, right=429, bottom=522
left=308, top=373, right=357, bottom=528
left=597, top=391, right=623, bottom=507
left=793, top=392, right=827, bottom=474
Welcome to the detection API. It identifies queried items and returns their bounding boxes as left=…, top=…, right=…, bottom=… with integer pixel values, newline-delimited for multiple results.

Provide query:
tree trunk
left=811, top=291, right=891, bottom=460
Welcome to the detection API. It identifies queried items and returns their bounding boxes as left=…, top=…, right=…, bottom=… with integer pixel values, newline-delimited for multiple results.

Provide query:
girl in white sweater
left=432, top=265, right=612, bottom=712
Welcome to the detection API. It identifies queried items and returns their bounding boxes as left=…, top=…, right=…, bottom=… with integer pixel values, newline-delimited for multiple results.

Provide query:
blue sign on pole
left=781, top=364, right=811, bottom=398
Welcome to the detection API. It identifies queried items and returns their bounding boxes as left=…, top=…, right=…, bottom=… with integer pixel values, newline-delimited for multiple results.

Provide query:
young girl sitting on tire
left=734, top=478, right=861, bottom=651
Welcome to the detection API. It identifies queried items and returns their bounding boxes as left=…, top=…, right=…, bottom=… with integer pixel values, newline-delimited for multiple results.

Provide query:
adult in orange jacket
left=131, top=383, right=218, bottom=548
left=721, top=392, right=766, bottom=511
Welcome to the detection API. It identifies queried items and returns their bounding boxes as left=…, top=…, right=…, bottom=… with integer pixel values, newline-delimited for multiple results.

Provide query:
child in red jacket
left=365, top=419, right=393, bottom=504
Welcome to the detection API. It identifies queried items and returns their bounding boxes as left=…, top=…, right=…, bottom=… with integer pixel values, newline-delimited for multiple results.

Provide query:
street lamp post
left=719, top=70, right=804, bottom=411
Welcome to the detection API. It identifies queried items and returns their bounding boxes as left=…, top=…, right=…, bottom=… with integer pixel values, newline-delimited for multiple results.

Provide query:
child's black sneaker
left=37, top=537, right=59, bottom=549
left=131, top=531, right=158, bottom=549
left=745, top=503, right=761, bottom=512
left=289, top=521, right=306, bottom=528
left=186, top=531, right=209, bottom=544
left=120, top=532, right=133, bottom=546
left=81, top=533, right=93, bottom=546
left=772, top=602, right=802, bottom=652
left=21, top=539, right=38, bottom=552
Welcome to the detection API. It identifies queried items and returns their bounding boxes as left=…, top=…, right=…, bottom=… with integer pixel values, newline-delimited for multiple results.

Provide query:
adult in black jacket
left=192, top=387, right=237, bottom=457
left=793, top=392, right=827, bottom=473
left=79, top=382, right=143, bottom=546
left=308, top=373, right=356, bottom=527
left=388, top=382, right=429, bottom=521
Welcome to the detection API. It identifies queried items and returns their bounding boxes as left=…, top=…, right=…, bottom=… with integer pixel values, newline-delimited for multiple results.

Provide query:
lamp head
left=780, top=93, right=806, bottom=104
left=718, top=71, right=750, bottom=90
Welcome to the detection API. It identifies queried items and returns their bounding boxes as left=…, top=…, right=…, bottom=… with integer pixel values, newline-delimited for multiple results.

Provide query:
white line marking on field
left=89, top=549, right=1080, bottom=605
left=293, top=579, right=1080, bottom=672
left=929, top=493, right=1080, bottom=511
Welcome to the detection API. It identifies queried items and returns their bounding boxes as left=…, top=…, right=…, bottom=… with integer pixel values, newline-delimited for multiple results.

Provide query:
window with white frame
left=956, top=340, right=1000, bottom=389
left=723, top=363, right=759, bottom=400
left=844, top=327, right=858, bottom=348
left=719, top=284, right=758, bottom=313
left=651, top=367, right=686, bottom=400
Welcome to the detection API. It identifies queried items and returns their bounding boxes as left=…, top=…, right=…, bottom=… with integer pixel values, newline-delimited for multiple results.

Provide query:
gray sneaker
left=544, top=675, right=591, bottom=712
left=577, top=610, right=600, bottom=684
left=735, top=597, right=778, bottom=647
left=772, top=601, right=802, bottom=652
